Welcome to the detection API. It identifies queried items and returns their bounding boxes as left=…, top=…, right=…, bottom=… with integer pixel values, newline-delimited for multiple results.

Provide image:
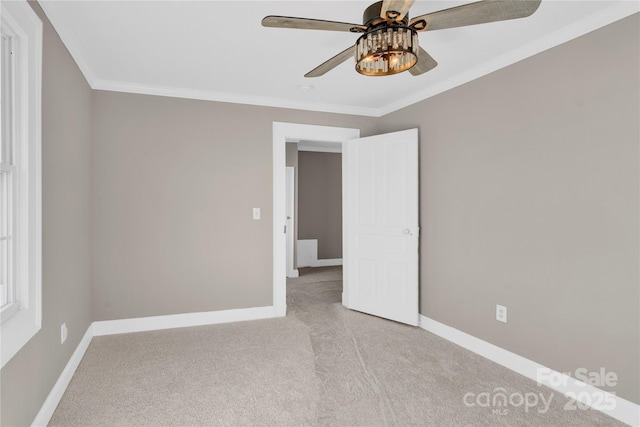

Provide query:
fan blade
left=305, top=46, right=356, bottom=78
left=410, top=0, right=541, bottom=31
left=380, top=0, right=415, bottom=21
left=409, top=47, right=438, bottom=76
left=262, top=16, right=366, bottom=33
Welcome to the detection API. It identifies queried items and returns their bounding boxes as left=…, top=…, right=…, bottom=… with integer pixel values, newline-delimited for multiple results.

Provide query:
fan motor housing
left=363, top=1, right=409, bottom=27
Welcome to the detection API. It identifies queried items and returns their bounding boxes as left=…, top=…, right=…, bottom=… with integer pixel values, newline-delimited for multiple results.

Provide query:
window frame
left=0, top=0, right=42, bottom=369
left=2, top=21, right=18, bottom=321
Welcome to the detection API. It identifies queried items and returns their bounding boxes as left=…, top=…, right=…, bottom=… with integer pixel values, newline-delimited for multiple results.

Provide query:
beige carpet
left=50, top=266, right=622, bottom=426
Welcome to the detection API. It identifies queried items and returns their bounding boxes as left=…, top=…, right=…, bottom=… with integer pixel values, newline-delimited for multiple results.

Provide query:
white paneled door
left=343, top=129, right=419, bottom=326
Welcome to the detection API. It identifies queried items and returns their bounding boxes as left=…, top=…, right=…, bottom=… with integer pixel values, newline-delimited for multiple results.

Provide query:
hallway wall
left=298, top=151, right=343, bottom=260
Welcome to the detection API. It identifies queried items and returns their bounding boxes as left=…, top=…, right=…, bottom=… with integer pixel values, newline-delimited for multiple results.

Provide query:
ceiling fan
left=262, top=0, right=542, bottom=77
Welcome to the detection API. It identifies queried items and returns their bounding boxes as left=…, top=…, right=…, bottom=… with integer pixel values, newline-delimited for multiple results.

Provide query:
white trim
left=92, top=306, right=277, bottom=336
left=298, top=146, right=342, bottom=154
left=0, top=0, right=43, bottom=370
left=288, top=269, right=299, bottom=278
left=31, top=325, right=94, bottom=427
left=310, top=258, right=343, bottom=268
left=419, top=315, right=640, bottom=426
left=285, top=167, right=296, bottom=278
left=91, top=79, right=378, bottom=117
left=273, top=123, right=359, bottom=317
left=297, top=141, right=342, bottom=154
left=341, top=142, right=351, bottom=309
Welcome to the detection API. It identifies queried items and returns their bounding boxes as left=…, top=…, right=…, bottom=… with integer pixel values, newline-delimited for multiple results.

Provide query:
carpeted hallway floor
left=49, top=266, right=621, bottom=426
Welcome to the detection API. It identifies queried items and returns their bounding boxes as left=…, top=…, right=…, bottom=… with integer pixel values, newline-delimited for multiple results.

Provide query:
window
left=1, top=28, right=16, bottom=316
left=0, top=0, right=42, bottom=369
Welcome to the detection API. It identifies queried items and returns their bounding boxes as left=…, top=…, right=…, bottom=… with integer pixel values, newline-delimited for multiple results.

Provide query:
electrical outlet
left=61, top=323, right=68, bottom=344
left=496, top=305, right=507, bottom=323
left=253, top=208, right=261, bottom=220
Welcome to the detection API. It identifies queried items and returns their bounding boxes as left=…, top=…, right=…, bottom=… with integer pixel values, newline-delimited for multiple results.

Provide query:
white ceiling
left=40, top=0, right=638, bottom=117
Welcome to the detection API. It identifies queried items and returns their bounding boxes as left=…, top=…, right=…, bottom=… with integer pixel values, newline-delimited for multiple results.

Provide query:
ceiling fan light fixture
left=355, top=27, right=418, bottom=76
left=263, top=0, right=542, bottom=78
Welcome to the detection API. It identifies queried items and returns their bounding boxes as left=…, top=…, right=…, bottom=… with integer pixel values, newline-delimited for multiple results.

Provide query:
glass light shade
left=355, top=26, right=418, bottom=76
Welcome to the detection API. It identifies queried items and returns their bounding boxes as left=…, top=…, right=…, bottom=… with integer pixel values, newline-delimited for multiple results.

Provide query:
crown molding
left=39, top=0, right=377, bottom=117
left=38, top=0, right=97, bottom=87
left=91, top=78, right=379, bottom=117
left=377, top=2, right=640, bottom=117
left=39, top=0, right=639, bottom=119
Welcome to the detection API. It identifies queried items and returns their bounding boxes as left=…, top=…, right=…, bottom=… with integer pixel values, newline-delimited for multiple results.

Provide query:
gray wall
left=91, top=92, right=374, bottom=321
left=298, top=151, right=343, bottom=260
left=0, top=1, right=94, bottom=425
left=377, top=14, right=639, bottom=403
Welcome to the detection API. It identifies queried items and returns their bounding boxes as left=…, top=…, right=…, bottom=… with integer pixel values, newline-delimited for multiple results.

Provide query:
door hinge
left=284, top=225, right=287, bottom=234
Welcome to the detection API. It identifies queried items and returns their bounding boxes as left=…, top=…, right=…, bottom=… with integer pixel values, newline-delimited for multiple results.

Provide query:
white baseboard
left=31, top=325, right=94, bottom=427
left=310, top=258, right=342, bottom=267
left=38, top=310, right=635, bottom=426
left=287, top=269, right=299, bottom=278
left=32, top=305, right=278, bottom=426
left=419, top=315, right=640, bottom=426
left=92, top=305, right=278, bottom=336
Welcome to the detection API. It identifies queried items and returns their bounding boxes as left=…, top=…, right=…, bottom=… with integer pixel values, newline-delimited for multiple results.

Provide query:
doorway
left=272, top=123, right=360, bottom=317
left=273, top=123, right=420, bottom=326
left=289, top=143, right=344, bottom=271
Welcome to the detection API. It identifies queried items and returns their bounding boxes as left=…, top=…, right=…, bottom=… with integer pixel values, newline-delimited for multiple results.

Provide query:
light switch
left=253, top=208, right=261, bottom=220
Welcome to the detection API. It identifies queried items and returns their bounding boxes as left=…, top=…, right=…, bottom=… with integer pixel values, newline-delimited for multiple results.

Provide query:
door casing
left=285, top=167, right=298, bottom=278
